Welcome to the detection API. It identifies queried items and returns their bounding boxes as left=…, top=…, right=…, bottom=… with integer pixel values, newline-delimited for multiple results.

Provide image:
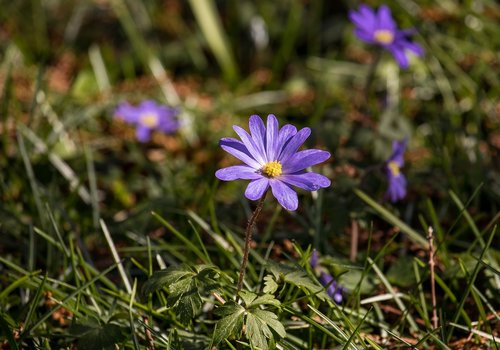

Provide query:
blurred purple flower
left=310, top=249, right=319, bottom=268
left=114, top=100, right=179, bottom=142
left=310, top=249, right=344, bottom=304
left=215, top=114, right=331, bottom=211
left=349, top=4, right=424, bottom=69
left=319, top=272, right=344, bottom=304
left=385, top=139, right=408, bottom=202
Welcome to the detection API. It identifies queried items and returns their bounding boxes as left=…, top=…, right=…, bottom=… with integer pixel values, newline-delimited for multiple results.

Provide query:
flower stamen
left=140, top=113, right=159, bottom=128
left=261, top=161, right=282, bottom=178
left=388, top=161, right=400, bottom=176
left=374, top=29, right=394, bottom=45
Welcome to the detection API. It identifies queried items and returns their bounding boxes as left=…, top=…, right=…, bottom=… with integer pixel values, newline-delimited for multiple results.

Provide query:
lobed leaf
left=268, top=262, right=327, bottom=300
left=263, top=275, right=279, bottom=294
left=249, top=293, right=281, bottom=308
left=142, top=264, right=221, bottom=325
left=212, top=301, right=245, bottom=345
left=69, top=321, right=127, bottom=350
left=246, top=309, right=286, bottom=350
left=141, top=264, right=194, bottom=298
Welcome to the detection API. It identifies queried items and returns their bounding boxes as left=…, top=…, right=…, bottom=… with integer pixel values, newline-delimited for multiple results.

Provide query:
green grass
left=0, top=0, right=499, bottom=349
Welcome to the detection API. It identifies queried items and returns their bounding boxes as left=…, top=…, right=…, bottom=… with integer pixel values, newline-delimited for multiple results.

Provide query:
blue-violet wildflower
left=115, top=100, right=179, bottom=142
left=385, top=139, right=408, bottom=202
left=349, top=4, right=424, bottom=69
left=215, top=114, right=331, bottom=211
left=310, top=250, right=344, bottom=304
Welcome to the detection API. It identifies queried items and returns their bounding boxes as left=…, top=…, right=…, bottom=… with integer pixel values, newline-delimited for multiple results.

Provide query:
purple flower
left=349, top=4, right=424, bottom=69
left=319, top=272, right=344, bottom=304
left=310, top=250, right=344, bottom=304
left=385, top=139, right=408, bottom=202
left=215, top=114, right=331, bottom=211
left=310, top=249, right=319, bottom=268
left=114, top=100, right=179, bottom=142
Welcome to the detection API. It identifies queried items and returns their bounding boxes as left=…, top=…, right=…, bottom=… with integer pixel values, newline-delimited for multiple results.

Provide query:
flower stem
left=364, top=48, right=382, bottom=104
left=427, top=226, right=438, bottom=329
left=236, top=191, right=267, bottom=298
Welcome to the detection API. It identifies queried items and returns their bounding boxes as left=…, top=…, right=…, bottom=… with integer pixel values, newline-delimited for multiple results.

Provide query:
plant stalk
left=236, top=192, right=267, bottom=298
left=428, top=226, right=438, bottom=329
left=364, top=48, right=382, bottom=104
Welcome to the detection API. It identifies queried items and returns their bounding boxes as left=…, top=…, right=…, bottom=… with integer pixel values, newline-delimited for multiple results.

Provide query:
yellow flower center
left=374, top=29, right=395, bottom=45
left=261, top=161, right=282, bottom=178
left=388, top=161, right=400, bottom=176
left=140, top=113, right=159, bottom=128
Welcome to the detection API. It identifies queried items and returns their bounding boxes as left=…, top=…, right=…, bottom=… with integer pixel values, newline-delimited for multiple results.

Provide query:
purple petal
left=158, top=119, right=180, bottom=133
left=386, top=174, right=407, bottom=202
left=319, top=271, right=334, bottom=286
left=280, top=172, right=331, bottom=191
left=388, top=139, right=407, bottom=166
left=216, top=165, right=261, bottom=181
left=245, top=178, right=270, bottom=200
left=157, top=107, right=180, bottom=133
left=349, top=10, right=376, bottom=33
left=278, top=127, right=311, bottom=163
left=137, top=100, right=156, bottom=110
left=136, top=126, right=152, bottom=142
left=354, top=29, right=377, bottom=44
left=283, top=149, right=331, bottom=173
left=249, top=115, right=267, bottom=159
left=310, top=249, right=319, bottom=268
left=115, top=103, right=140, bottom=123
left=333, top=290, right=343, bottom=304
left=220, top=138, right=261, bottom=169
left=233, top=125, right=266, bottom=165
left=377, top=5, right=396, bottom=31
left=388, top=45, right=409, bottom=69
left=356, top=5, right=377, bottom=30
left=327, top=281, right=338, bottom=297
left=399, top=28, right=418, bottom=36
left=269, top=180, right=298, bottom=211
left=404, top=41, right=424, bottom=57
left=276, top=124, right=298, bottom=154
left=266, top=114, right=279, bottom=161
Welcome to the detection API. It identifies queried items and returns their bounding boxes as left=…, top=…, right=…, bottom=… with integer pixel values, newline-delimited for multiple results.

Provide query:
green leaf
left=71, top=70, right=100, bottom=100
left=268, top=262, right=327, bottom=300
left=238, top=290, right=258, bottom=307
left=171, top=288, right=203, bottom=325
left=340, top=269, right=375, bottom=295
left=263, top=275, right=279, bottom=294
left=249, top=294, right=281, bottom=308
left=69, top=320, right=126, bottom=350
left=386, top=256, right=417, bottom=288
left=246, top=309, right=286, bottom=350
left=141, top=264, right=194, bottom=297
left=246, top=312, right=269, bottom=350
left=212, top=301, right=245, bottom=345
left=251, top=309, right=286, bottom=338
left=142, top=264, right=221, bottom=325
left=168, top=276, right=195, bottom=299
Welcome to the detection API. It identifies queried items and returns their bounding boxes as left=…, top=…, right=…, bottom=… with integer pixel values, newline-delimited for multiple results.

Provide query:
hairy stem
left=236, top=192, right=267, bottom=298
left=428, top=226, right=438, bottom=329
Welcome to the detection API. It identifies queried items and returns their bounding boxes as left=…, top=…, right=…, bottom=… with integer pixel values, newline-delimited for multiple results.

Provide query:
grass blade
left=354, top=189, right=428, bottom=248
left=100, top=219, right=132, bottom=294
left=187, top=0, right=238, bottom=84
